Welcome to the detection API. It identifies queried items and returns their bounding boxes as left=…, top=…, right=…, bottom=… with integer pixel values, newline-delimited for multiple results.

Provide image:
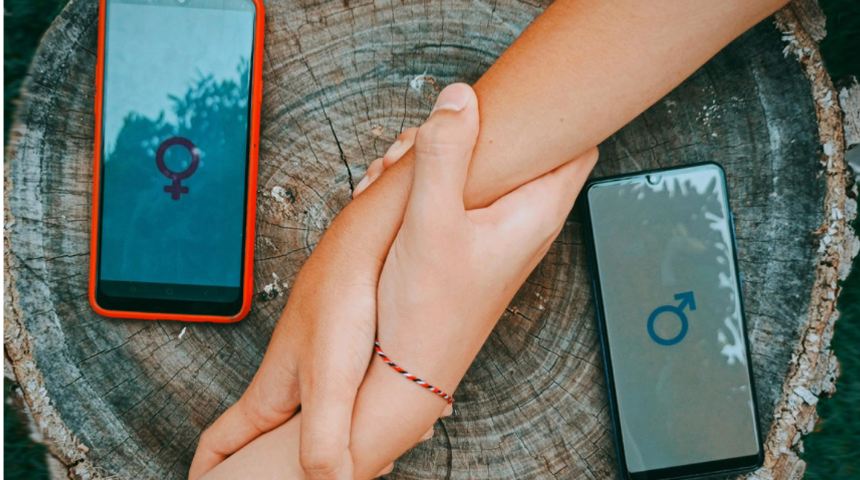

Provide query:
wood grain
left=4, top=0, right=857, bottom=479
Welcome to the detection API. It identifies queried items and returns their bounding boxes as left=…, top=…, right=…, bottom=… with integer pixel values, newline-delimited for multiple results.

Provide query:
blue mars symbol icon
left=647, top=291, right=696, bottom=346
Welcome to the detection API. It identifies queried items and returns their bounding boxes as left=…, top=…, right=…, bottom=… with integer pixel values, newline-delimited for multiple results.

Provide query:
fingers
left=189, top=401, right=259, bottom=480
left=354, top=158, right=385, bottom=197
left=353, top=127, right=418, bottom=198
left=406, top=83, right=480, bottom=224
left=299, top=379, right=357, bottom=480
left=481, top=148, right=599, bottom=249
left=383, top=127, right=418, bottom=168
left=375, top=463, right=395, bottom=478
left=189, top=361, right=301, bottom=480
left=189, top=396, right=297, bottom=479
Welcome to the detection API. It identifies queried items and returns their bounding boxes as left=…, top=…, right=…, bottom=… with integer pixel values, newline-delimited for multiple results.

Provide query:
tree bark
left=4, top=0, right=857, bottom=479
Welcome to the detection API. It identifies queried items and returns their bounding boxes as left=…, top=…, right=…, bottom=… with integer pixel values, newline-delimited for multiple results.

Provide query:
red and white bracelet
left=374, top=339, right=454, bottom=404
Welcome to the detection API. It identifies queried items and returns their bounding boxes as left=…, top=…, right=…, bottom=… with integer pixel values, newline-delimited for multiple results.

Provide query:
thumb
left=407, top=83, right=479, bottom=224
left=188, top=343, right=301, bottom=479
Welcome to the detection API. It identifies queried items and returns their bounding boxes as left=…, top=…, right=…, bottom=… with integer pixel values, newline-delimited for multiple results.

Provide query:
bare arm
left=464, top=0, right=783, bottom=207
left=199, top=0, right=788, bottom=478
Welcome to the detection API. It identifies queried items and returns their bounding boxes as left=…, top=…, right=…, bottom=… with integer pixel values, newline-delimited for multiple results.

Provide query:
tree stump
left=4, top=0, right=859, bottom=479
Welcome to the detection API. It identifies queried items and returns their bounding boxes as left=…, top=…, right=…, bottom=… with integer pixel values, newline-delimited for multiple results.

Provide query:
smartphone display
left=93, top=0, right=261, bottom=318
left=583, top=163, right=762, bottom=480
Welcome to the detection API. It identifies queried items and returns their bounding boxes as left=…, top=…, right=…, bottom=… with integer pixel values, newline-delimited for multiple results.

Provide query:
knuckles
left=198, top=427, right=215, bottom=449
left=299, top=446, right=346, bottom=479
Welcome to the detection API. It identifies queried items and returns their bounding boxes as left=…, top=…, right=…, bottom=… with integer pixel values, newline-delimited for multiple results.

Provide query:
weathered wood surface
left=4, top=0, right=858, bottom=479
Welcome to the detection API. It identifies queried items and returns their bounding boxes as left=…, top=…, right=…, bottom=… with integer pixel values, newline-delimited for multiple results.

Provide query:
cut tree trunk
left=4, top=0, right=858, bottom=479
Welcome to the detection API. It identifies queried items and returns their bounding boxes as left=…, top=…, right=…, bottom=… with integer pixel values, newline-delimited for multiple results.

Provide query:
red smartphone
left=90, top=0, right=265, bottom=322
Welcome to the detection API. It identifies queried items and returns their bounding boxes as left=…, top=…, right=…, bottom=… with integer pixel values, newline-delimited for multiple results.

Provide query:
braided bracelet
left=374, top=339, right=454, bottom=404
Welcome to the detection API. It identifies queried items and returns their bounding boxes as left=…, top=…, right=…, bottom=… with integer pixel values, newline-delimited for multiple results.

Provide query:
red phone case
left=89, top=0, right=265, bottom=323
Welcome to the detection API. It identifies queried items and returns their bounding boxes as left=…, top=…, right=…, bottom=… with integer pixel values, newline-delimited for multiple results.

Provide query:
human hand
left=374, top=83, right=598, bottom=409
left=193, top=84, right=597, bottom=480
left=188, top=127, right=425, bottom=480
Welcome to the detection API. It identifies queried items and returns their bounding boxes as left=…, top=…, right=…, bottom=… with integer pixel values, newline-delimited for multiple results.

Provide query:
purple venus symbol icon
left=155, top=137, right=199, bottom=200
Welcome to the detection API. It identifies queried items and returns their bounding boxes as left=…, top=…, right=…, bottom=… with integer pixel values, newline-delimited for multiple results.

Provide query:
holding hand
left=376, top=84, right=597, bottom=398
left=192, top=84, right=597, bottom=480
left=343, top=86, right=598, bottom=479
left=189, top=110, right=428, bottom=480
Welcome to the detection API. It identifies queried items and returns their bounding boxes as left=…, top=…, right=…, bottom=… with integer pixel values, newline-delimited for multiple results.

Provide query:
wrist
left=376, top=311, right=481, bottom=396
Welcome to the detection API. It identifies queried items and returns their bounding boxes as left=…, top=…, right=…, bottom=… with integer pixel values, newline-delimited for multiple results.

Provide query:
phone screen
left=97, top=0, right=256, bottom=312
left=585, top=164, right=760, bottom=477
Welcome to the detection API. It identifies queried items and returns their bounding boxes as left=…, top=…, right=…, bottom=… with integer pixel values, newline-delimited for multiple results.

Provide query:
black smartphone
left=582, top=163, right=763, bottom=480
left=90, top=0, right=265, bottom=322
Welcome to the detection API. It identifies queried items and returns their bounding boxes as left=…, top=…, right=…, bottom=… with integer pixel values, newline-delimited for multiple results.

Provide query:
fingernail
left=378, top=463, right=394, bottom=476
left=432, top=84, right=471, bottom=113
left=441, top=404, right=453, bottom=417
left=384, top=140, right=402, bottom=159
left=420, top=427, right=434, bottom=441
left=355, top=175, right=370, bottom=194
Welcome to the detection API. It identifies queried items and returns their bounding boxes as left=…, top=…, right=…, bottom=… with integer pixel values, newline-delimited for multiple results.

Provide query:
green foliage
left=5, top=2, right=70, bottom=474
left=818, top=0, right=860, bottom=84
left=4, top=0, right=69, bottom=144
left=4, top=380, right=50, bottom=480
left=802, top=218, right=860, bottom=478
left=802, top=3, right=860, bottom=475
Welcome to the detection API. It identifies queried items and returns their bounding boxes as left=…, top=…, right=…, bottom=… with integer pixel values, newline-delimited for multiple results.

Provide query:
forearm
left=312, top=0, right=788, bottom=281
left=203, top=0, right=789, bottom=478
left=299, top=0, right=789, bottom=306
left=466, top=0, right=786, bottom=207
left=344, top=0, right=790, bottom=476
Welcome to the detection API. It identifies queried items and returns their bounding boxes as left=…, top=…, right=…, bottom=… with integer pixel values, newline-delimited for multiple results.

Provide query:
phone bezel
left=581, top=161, right=764, bottom=480
left=89, top=0, right=266, bottom=322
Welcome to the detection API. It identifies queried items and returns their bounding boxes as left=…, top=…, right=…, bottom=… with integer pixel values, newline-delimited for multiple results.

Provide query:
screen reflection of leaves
left=105, top=57, right=250, bottom=183
left=101, top=58, right=251, bottom=281
left=633, top=177, right=746, bottom=367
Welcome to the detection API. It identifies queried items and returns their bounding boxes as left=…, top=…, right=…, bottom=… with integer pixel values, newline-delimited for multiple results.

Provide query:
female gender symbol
left=155, top=136, right=199, bottom=200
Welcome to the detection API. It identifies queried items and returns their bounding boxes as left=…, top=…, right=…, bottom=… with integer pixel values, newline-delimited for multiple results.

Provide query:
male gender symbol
left=155, top=136, right=199, bottom=200
left=647, top=291, right=696, bottom=346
